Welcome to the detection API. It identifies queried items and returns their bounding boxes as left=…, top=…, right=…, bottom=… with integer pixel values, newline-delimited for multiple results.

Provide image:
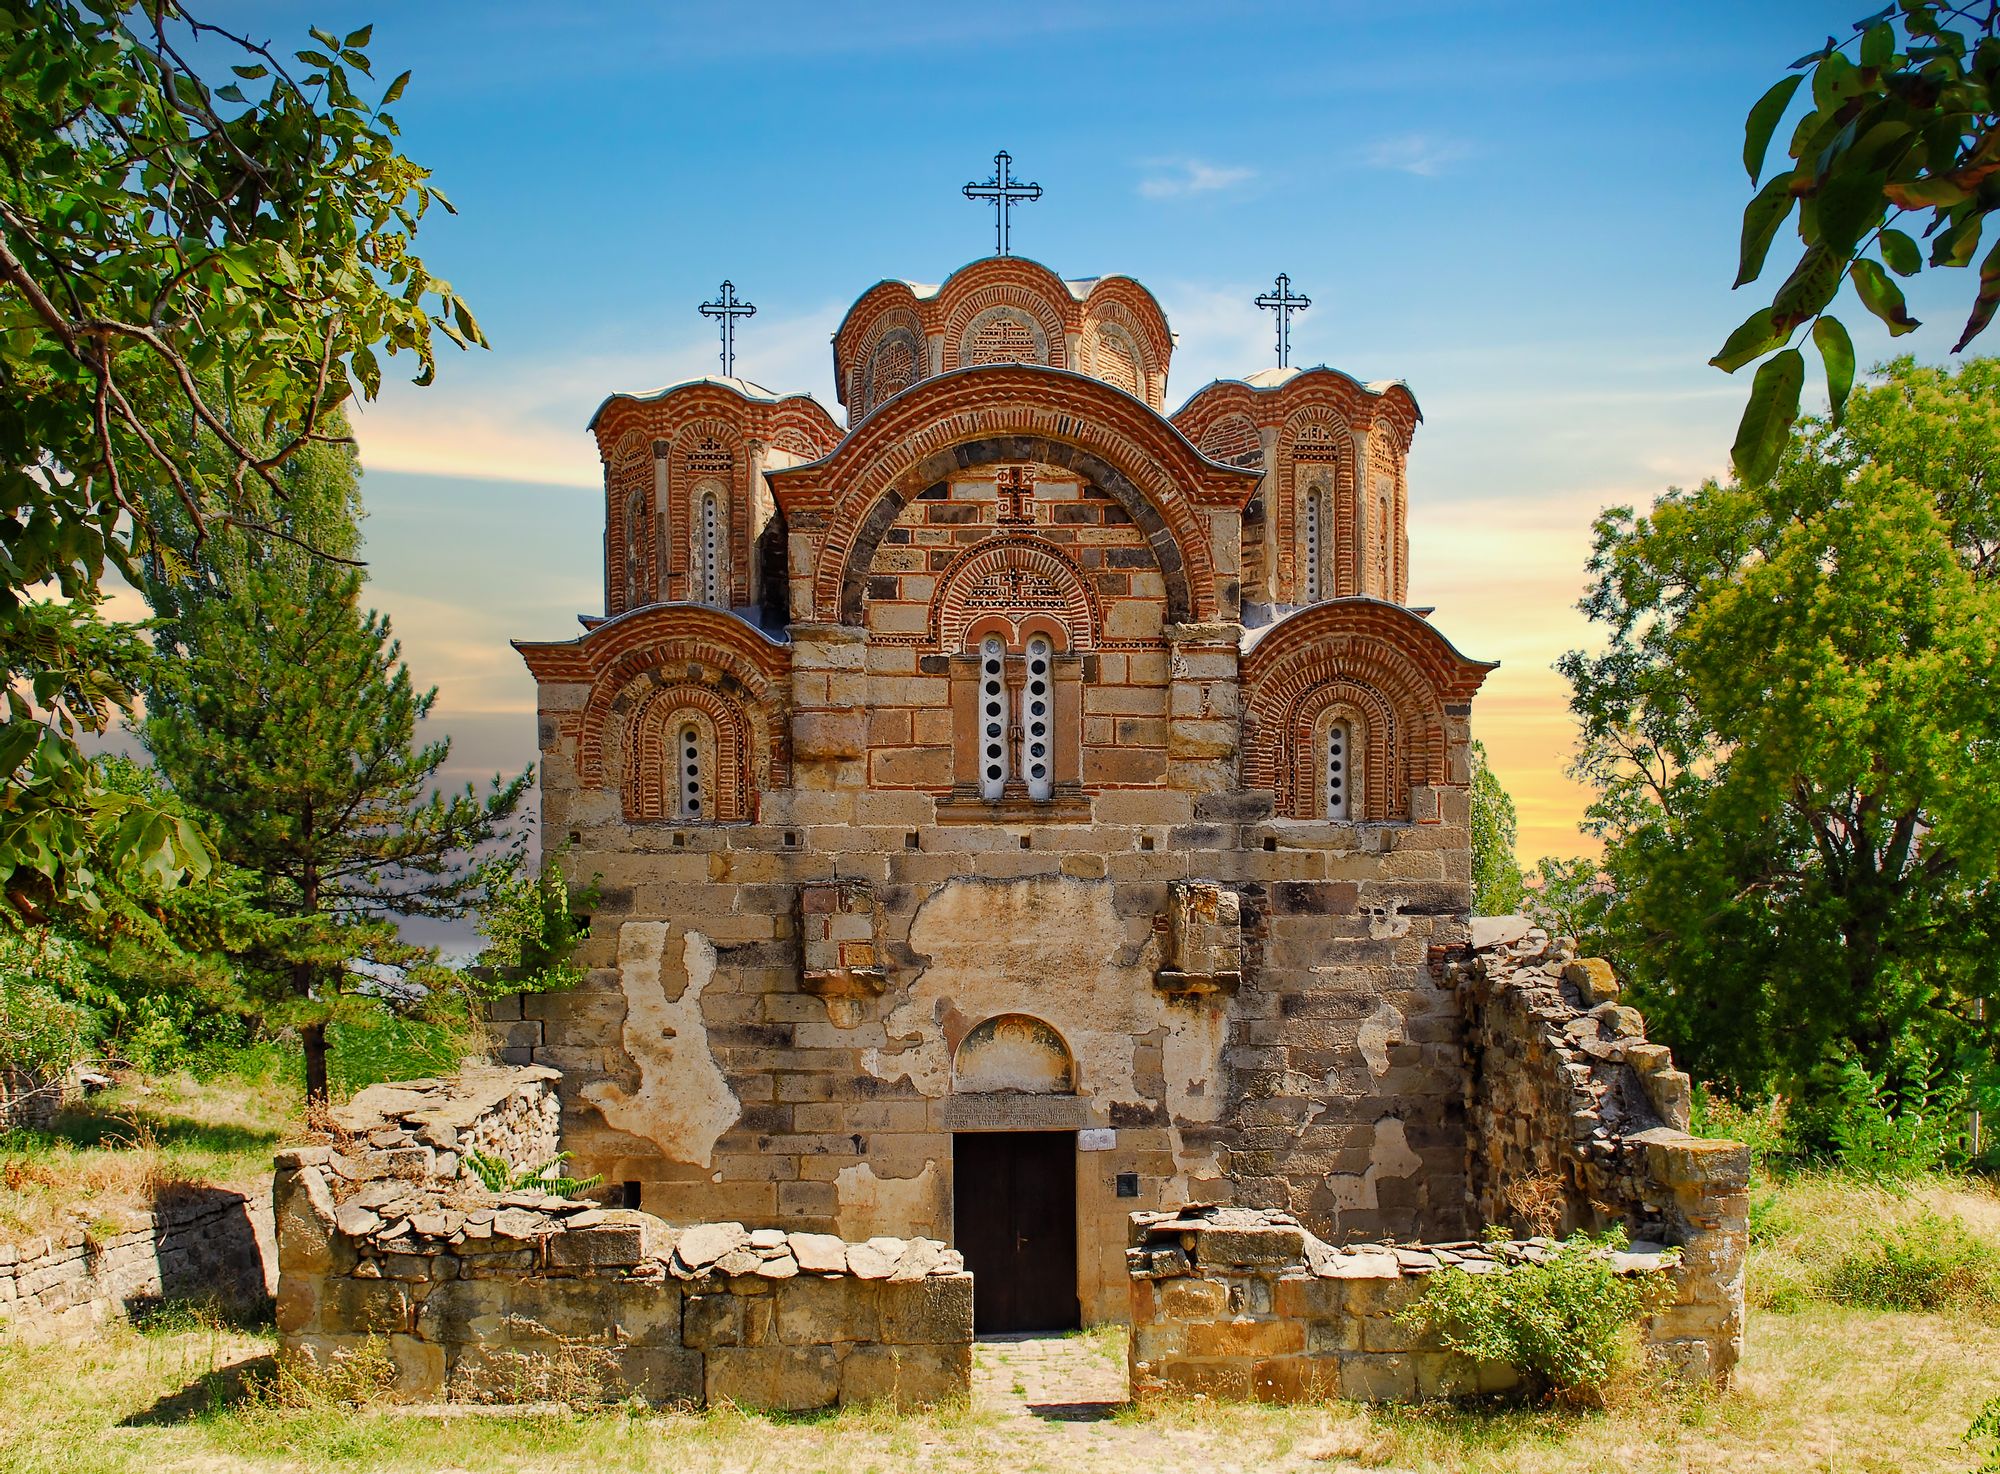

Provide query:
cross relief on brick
left=995, top=465, right=1037, bottom=525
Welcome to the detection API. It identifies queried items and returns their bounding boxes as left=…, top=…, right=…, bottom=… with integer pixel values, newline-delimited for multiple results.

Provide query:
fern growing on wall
left=463, top=1146, right=602, bottom=1198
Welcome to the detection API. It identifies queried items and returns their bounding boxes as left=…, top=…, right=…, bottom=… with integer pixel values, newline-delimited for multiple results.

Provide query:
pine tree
left=141, top=478, right=528, bottom=1102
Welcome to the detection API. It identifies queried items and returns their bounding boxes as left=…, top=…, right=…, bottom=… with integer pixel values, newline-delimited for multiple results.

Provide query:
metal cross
left=963, top=150, right=1043, bottom=257
left=995, top=465, right=1037, bottom=524
left=1254, top=273, right=1311, bottom=369
left=698, top=280, right=757, bottom=378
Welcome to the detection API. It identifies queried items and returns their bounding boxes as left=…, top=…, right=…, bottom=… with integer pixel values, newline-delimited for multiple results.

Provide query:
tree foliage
left=141, top=536, right=527, bottom=1102
left=0, top=0, right=481, bottom=928
left=1718, top=1, right=2000, bottom=482
left=1469, top=740, right=1527, bottom=916
left=1561, top=357, right=2000, bottom=1117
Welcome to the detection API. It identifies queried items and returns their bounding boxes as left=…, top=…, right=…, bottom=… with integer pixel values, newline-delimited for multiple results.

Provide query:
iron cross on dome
left=1255, top=272, right=1311, bottom=369
left=698, top=280, right=756, bottom=377
left=963, top=150, right=1042, bottom=257
left=995, top=465, right=1037, bottom=525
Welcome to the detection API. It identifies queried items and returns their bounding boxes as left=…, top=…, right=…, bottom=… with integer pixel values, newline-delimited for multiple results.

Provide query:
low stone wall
left=1446, top=919, right=1749, bottom=1382
left=277, top=1064, right=971, bottom=1409
left=1127, top=1205, right=1678, bottom=1402
left=329, top=1063, right=563, bottom=1177
left=0, top=1185, right=275, bottom=1342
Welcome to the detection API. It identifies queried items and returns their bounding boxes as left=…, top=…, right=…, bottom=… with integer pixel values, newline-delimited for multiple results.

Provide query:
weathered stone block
left=878, top=1274, right=972, bottom=1345
left=1186, top=1317, right=1304, bottom=1358
left=1195, top=1226, right=1305, bottom=1268
left=682, top=1292, right=745, bottom=1349
left=1158, top=1277, right=1228, bottom=1319
left=704, top=1345, right=842, bottom=1412
left=837, top=1341, right=970, bottom=1409
left=1251, top=1353, right=1343, bottom=1402
left=1339, top=1353, right=1416, bottom=1401
left=321, top=1277, right=415, bottom=1336
left=1159, top=1358, right=1252, bottom=1400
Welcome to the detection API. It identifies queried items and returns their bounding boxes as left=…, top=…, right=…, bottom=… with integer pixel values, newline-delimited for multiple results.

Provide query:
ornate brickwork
left=1240, top=600, right=1494, bottom=820
left=928, top=535, right=1102, bottom=654
left=831, top=261, right=1175, bottom=419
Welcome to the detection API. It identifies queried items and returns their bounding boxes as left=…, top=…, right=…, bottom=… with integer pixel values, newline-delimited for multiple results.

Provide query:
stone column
left=789, top=622, right=870, bottom=795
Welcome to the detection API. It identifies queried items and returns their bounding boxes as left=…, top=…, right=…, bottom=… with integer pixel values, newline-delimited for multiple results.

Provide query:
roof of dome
left=586, top=375, right=830, bottom=430
left=1173, top=363, right=1419, bottom=419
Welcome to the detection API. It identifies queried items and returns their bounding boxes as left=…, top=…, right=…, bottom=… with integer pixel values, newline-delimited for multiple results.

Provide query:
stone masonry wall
left=277, top=1065, right=972, bottom=1410
left=0, top=1185, right=275, bottom=1343
left=1125, top=1204, right=1679, bottom=1402
left=494, top=795, right=1477, bottom=1322
left=1445, top=919, right=1749, bottom=1383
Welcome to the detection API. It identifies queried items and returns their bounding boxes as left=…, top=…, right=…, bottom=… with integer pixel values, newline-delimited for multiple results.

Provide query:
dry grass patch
left=0, top=1070, right=297, bottom=1243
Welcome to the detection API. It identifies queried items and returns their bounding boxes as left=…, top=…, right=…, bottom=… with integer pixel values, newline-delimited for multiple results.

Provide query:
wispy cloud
left=1137, top=158, right=1256, bottom=199
left=1359, top=133, right=1470, bottom=178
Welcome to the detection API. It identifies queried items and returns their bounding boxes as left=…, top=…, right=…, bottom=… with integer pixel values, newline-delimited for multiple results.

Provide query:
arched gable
left=939, top=264, right=1070, bottom=372
left=1240, top=599, right=1494, bottom=820
left=606, top=428, right=655, bottom=614
left=515, top=605, right=791, bottom=818
left=928, top=535, right=1102, bottom=652
left=767, top=366, right=1258, bottom=627
left=1278, top=404, right=1359, bottom=602
left=1081, top=277, right=1173, bottom=380
left=832, top=279, right=925, bottom=408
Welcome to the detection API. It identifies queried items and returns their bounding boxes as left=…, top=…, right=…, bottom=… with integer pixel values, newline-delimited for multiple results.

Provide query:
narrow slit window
left=1304, top=490, right=1321, bottom=602
left=1022, top=635, right=1053, bottom=801
left=678, top=722, right=704, bottom=820
left=978, top=635, right=1009, bottom=800
left=699, top=492, right=722, bottom=607
left=1326, top=719, right=1352, bottom=820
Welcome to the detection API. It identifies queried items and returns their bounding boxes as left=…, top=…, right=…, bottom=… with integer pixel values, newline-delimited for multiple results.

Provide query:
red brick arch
left=1241, top=599, right=1495, bottom=821
left=624, top=682, right=754, bottom=823
left=769, top=366, right=1258, bottom=627
left=928, top=535, right=1102, bottom=652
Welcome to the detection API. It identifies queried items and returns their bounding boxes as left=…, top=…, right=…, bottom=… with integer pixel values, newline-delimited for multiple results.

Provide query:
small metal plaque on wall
left=1077, top=1128, right=1116, bottom=1152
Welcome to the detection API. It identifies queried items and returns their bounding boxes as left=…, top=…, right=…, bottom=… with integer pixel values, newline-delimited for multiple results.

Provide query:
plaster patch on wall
left=583, top=922, right=740, bottom=1168
left=1326, top=1114, right=1423, bottom=1211
left=1356, top=1001, right=1404, bottom=1079
left=873, top=876, right=1166, bottom=1105
left=835, top=1160, right=947, bottom=1240
left=1366, top=903, right=1411, bottom=940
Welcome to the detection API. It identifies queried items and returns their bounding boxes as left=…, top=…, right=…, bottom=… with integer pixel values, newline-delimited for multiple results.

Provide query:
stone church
left=507, top=252, right=1496, bottom=1331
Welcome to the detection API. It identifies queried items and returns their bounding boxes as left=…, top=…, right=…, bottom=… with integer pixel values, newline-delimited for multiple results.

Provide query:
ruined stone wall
left=1124, top=1204, right=1680, bottom=1402
left=1446, top=921, right=1749, bottom=1382
left=504, top=787, right=1475, bottom=1324
left=0, top=1186, right=275, bottom=1343
left=276, top=1132, right=970, bottom=1410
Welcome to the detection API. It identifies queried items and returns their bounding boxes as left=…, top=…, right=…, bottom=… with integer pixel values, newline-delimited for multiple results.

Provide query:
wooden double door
left=952, top=1131, right=1080, bottom=1334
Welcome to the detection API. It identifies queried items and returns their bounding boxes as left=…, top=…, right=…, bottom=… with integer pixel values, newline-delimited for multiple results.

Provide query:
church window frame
left=677, top=721, right=706, bottom=820
left=977, top=634, right=1010, bottom=800
left=1323, top=714, right=1362, bottom=820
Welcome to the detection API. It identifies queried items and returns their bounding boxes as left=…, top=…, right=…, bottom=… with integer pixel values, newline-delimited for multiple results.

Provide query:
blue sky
left=195, top=0, right=1985, bottom=862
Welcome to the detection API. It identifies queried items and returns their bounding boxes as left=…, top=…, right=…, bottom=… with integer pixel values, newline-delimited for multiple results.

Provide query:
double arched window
left=961, top=628, right=1069, bottom=804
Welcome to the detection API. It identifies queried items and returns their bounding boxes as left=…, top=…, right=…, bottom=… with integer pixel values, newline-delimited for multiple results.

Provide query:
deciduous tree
left=1562, top=357, right=2000, bottom=1115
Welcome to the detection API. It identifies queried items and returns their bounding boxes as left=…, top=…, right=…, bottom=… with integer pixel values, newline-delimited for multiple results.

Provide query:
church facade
left=509, top=255, right=1495, bottom=1328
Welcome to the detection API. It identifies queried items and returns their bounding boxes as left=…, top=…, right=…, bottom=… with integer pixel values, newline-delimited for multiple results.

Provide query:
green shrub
left=1815, top=1210, right=2000, bottom=1315
left=0, top=974, right=93, bottom=1083
left=1399, top=1229, right=1671, bottom=1399
left=1822, top=1059, right=1967, bottom=1180
left=1968, top=1395, right=2000, bottom=1474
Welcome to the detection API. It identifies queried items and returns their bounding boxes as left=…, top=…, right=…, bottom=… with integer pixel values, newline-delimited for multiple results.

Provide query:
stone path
left=972, top=1331, right=1129, bottom=1421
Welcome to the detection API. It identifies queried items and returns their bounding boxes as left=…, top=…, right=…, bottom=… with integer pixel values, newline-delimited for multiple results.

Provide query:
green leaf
left=383, top=69, right=411, bottom=105
left=1745, top=74, right=1805, bottom=182
left=1738, top=171, right=1799, bottom=286
left=1712, top=306, right=1788, bottom=373
left=1929, top=211, right=1985, bottom=268
left=1952, top=235, right=2000, bottom=351
left=1879, top=227, right=1922, bottom=275
left=343, top=25, right=374, bottom=47
left=1859, top=21, right=1894, bottom=68
left=1849, top=257, right=1922, bottom=333
left=1772, top=243, right=1844, bottom=322
left=1814, top=168, right=1888, bottom=254
left=1732, top=348, right=1805, bottom=485
left=1883, top=175, right=1970, bottom=208
left=1813, top=315, right=1855, bottom=424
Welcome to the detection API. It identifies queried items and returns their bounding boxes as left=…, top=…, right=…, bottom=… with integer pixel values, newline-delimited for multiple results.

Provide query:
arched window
left=697, top=488, right=722, bottom=606
left=1325, top=718, right=1360, bottom=820
left=978, top=634, right=1009, bottom=800
left=1022, top=634, right=1053, bottom=801
left=1303, top=489, right=1322, bottom=603
left=677, top=722, right=705, bottom=820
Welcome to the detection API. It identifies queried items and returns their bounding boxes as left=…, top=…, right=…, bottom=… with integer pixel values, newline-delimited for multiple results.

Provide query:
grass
left=0, top=1019, right=479, bottom=1245
left=0, top=1301, right=1992, bottom=1474
left=0, top=1171, right=1996, bottom=1472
